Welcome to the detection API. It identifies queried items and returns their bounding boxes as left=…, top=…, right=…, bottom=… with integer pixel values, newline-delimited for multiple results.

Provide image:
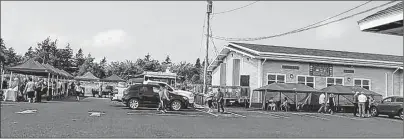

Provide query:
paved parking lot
left=1, top=97, right=403, bottom=138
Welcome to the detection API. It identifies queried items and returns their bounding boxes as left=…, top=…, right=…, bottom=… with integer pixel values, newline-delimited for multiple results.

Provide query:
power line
left=212, top=1, right=260, bottom=15
left=211, top=1, right=397, bottom=41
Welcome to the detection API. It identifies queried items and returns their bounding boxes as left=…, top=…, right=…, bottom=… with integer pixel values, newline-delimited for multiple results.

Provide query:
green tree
left=75, top=48, right=85, bottom=69
left=35, top=37, right=58, bottom=64
left=24, top=46, right=36, bottom=60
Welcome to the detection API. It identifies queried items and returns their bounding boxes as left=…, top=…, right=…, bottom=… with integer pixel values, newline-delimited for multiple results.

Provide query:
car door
left=141, top=85, right=160, bottom=105
left=378, top=97, right=393, bottom=113
left=151, top=86, right=161, bottom=104
left=390, top=97, right=403, bottom=113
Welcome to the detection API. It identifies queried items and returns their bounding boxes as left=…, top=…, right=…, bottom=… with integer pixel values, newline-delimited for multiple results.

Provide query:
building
left=207, top=42, right=403, bottom=105
left=358, top=2, right=403, bottom=36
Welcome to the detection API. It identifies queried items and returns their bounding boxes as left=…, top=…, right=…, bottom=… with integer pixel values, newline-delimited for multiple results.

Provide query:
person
left=23, top=77, right=36, bottom=103
left=217, top=88, right=225, bottom=113
left=35, top=79, right=45, bottom=103
left=318, top=93, right=326, bottom=113
left=206, top=89, right=214, bottom=113
left=281, top=97, right=289, bottom=112
left=353, top=92, right=359, bottom=117
left=327, top=93, right=336, bottom=114
left=268, top=97, right=276, bottom=111
left=75, top=82, right=81, bottom=101
left=365, top=96, right=373, bottom=117
left=157, top=84, right=170, bottom=113
left=357, top=92, right=367, bottom=118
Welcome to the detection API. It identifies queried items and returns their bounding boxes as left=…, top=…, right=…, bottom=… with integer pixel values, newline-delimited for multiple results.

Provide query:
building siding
left=211, top=64, right=220, bottom=86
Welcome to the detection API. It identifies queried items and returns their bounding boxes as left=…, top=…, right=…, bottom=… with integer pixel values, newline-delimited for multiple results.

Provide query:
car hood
left=171, top=90, right=193, bottom=97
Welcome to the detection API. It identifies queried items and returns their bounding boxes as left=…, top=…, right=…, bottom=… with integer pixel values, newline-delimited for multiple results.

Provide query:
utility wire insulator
left=207, top=1, right=213, bottom=13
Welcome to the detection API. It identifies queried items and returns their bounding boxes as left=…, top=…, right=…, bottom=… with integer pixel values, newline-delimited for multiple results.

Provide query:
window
left=383, top=97, right=392, bottom=103
left=282, top=65, right=300, bottom=70
left=395, top=98, right=403, bottom=102
left=354, top=79, right=371, bottom=90
left=326, top=77, right=344, bottom=87
left=267, top=74, right=285, bottom=84
left=297, top=76, right=315, bottom=88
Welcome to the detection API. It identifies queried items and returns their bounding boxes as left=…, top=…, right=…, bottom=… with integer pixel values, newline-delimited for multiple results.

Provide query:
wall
left=261, top=60, right=401, bottom=97
left=211, top=64, right=220, bottom=86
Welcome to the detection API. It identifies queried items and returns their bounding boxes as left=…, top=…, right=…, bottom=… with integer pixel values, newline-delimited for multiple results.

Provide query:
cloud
left=82, top=29, right=128, bottom=48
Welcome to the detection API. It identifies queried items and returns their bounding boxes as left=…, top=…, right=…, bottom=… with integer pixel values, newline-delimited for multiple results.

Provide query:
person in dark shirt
left=217, top=88, right=225, bottom=113
left=353, top=92, right=359, bottom=117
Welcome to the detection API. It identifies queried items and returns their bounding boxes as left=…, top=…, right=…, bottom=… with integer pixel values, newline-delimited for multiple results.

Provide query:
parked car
left=111, top=86, right=128, bottom=102
left=101, top=85, right=114, bottom=97
left=370, top=96, right=403, bottom=120
left=122, top=82, right=194, bottom=111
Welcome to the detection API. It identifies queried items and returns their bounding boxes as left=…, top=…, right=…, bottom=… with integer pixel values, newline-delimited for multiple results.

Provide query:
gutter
left=391, top=67, right=400, bottom=96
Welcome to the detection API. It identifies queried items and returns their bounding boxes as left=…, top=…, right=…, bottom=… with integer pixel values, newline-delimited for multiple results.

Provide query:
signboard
left=309, top=64, right=333, bottom=77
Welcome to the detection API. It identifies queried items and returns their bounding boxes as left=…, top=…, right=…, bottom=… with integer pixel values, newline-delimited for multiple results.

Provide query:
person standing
left=75, top=82, right=81, bottom=101
left=157, top=84, right=170, bottom=113
left=327, top=94, right=336, bottom=114
left=35, top=79, right=44, bottom=103
left=353, top=92, right=359, bottom=117
left=217, top=88, right=225, bottom=113
left=357, top=92, right=367, bottom=118
left=23, top=77, right=36, bottom=103
left=318, top=93, right=326, bottom=113
left=206, top=88, right=214, bottom=113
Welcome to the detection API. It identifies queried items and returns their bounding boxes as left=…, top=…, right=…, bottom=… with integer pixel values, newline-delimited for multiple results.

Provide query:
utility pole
left=203, top=0, right=212, bottom=94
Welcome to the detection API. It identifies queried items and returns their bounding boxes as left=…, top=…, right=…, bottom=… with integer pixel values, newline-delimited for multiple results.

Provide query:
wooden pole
left=202, top=0, right=212, bottom=95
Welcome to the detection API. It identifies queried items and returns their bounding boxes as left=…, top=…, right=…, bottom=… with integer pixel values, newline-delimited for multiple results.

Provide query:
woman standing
left=24, top=77, right=36, bottom=103
left=365, top=96, right=373, bottom=117
left=75, top=82, right=81, bottom=101
left=327, top=94, right=336, bottom=114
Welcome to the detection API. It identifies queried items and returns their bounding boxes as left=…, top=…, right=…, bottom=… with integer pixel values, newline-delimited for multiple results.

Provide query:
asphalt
left=1, top=96, right=403, bottom=138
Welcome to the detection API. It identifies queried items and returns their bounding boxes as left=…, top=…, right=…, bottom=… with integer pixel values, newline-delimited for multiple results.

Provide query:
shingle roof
left=358, top=2, right=403, bottom=24
left=230, top=42, right=403, bottom=63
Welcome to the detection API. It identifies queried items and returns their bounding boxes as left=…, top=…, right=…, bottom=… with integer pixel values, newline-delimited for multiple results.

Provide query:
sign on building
left=309, top=63, right=333, bottom=77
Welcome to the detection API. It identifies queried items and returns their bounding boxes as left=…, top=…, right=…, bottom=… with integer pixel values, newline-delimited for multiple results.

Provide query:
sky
left=1, top=1, right=403, bottom=64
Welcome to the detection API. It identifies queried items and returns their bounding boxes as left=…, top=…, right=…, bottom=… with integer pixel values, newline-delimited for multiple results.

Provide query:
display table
left=3, top=89, right=18, bottom=102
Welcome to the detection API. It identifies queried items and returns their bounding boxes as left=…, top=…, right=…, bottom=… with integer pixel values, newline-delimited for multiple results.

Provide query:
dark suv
left=370, top=96, right=403, bottom=120
left=122, top=84, right=190, bottom=111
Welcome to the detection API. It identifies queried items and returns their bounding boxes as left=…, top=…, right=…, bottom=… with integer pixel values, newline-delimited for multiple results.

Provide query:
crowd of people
left=317, top=92, right=375, bottom=117
left=1, top=76, right=85, bottom=102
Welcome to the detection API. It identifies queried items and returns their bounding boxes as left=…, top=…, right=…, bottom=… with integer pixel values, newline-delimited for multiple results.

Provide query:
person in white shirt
left=318, top=93, right=326, bottom=113
left=357, top=92, right=367, bottom=118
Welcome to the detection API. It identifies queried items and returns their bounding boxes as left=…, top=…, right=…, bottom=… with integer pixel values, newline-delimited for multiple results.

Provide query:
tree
left=0, top=38, right=7, bottom=69
left=163, top=55, right=172, bottom=65
left=35, top=37, right=58, bottom=64
left=75, top=48, right=85, bottom=70
left=195, top=58, right=201, bottom=69
left=24, top=46, right=36, bottom=60
left=77, top=53, right=95, bottom=76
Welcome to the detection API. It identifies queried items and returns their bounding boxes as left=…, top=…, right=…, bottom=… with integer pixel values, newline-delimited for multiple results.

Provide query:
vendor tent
left=101, top=74, right=125, bottom=82
left=42, top=64, right=62, bottom=76
left=320, top=85, right=383, bottom=106
left=75, top=72, right=99, bottom=81
left=253, top=83, right=321, bottom=111
left=5, top=58, right=49, bottom=76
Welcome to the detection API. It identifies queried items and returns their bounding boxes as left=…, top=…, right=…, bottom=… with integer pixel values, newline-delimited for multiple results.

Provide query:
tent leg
left=295, top=91, right=298, bottom=111
left=9, top=71, right=13, bottom=88
left=0, top=68, right=4, bottom=89
left=47, top=73, right=50, bottom=101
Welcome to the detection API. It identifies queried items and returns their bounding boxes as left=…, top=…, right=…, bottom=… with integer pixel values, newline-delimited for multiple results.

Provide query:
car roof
left=384, top=96, right=403, bottom=99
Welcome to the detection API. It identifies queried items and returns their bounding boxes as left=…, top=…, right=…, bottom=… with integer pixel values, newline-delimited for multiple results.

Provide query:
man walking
left=353, top=92, right=359, bottom=117
left=217, top=88, right=225, bottom=113
left=358, top=92, right=367, bottom=118
left=318, top=93, right=326, bottom=113
left=158, top=84, right=170, bottom=113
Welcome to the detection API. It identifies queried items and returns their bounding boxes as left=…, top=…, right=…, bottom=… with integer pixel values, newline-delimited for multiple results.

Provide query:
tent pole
left=295, top=91, right=298, bottom=111
left=0, top=68, right=4, bottom=89
left=9, top=71, right=13, bottom=88
left=337, top=94, right=340, bottom=112
left=47, top=73, right=50, bottom=100
left=52, top=75, right=54, bottom=100
left=56, top=75, right=59, bottom=99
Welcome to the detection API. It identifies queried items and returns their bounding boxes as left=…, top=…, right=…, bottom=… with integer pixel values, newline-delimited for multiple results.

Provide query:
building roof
left=358, top=2, right=403, bottom=24
left=230, top=42, right=403, bottom=62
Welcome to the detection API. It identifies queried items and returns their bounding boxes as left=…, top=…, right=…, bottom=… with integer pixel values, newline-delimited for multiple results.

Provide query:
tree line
left=0, top=37, right=211, bottom=85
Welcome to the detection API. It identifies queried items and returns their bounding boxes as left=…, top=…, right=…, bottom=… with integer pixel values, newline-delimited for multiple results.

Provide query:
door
left=233, top=59, right=241, bottom=86
left=378, top=97, right=393, bottom=113
left=390, top=97, right=403, bottom=113
left=220, top=63, right=226, bottom=86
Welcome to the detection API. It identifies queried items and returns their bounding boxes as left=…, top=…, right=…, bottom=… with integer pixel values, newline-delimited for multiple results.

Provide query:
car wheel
left=370, top=107, right=379, bottom=117
left=399, top=110, right=403, bottom=120
left=128, top=98, right=139, bottom=110
left=171, top=100, right=182, bottom=111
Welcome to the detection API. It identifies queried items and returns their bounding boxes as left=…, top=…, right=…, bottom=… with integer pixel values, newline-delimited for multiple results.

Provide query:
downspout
left=391, top=67, right=400, bottom=96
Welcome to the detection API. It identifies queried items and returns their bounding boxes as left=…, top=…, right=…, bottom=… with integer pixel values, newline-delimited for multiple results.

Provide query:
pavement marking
left=223, top=111, right=247, bottom=118
left=88, top=111, right=106, bottom=117
left=255, top=111, right=289, bottom=119
left=195, top=109, right=218, bottom=117
left=291, top=113, right=329, bottom=121
left=15, top=109, right=37, bottom=114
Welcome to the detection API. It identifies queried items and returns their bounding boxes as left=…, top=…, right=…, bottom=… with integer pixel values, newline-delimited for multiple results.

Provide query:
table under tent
left=320, top=85, right=383, bottom=113
left=3, top=58, right=73, bottom=102
left=253, top=83, right=322, bottom=112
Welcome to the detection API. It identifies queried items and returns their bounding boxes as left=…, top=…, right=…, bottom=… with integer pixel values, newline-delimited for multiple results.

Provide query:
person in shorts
left=23, top=77, right=36, bottom=103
